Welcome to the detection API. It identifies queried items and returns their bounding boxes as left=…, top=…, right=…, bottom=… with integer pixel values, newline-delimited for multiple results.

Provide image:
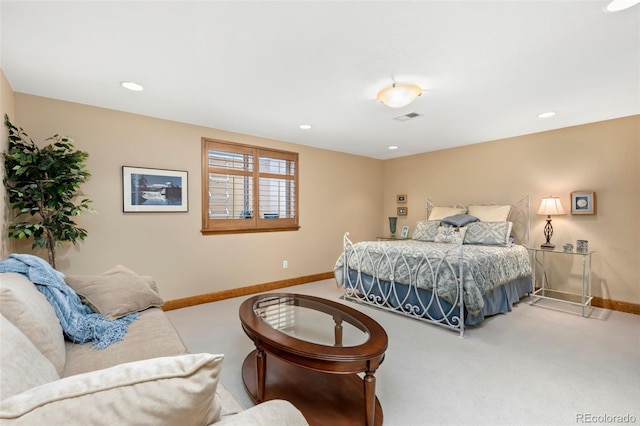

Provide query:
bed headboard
left=425, top=194, right=530, bottom=247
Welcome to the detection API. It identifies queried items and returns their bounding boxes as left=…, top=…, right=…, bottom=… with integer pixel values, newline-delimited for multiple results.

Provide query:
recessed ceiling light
left=606, top=0, right=640, bottom=12
left=121, top=81, right=144, bottom=91
left=299, top=124, right=312, bottom=130
left=388, top=146, right=399, bottom=150
left=537, top=111, right=556, bottom=118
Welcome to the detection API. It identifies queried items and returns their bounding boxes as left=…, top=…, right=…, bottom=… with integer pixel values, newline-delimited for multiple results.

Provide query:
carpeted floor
left=166, top=279, right=639, bottom=426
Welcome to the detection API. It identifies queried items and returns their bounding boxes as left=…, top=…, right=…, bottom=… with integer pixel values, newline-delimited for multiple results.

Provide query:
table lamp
left=537, top=196, right=566, bottom=249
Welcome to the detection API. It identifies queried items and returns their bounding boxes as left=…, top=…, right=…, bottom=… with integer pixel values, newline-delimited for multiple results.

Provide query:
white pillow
left=428, top=206, right=466, bottom=220
left=0, top=272, right=66, bottom=376
left=0, top=353, right=224, bottom=425
left=467, top=205, right=511, bottom=222
left=0, top=314, right=59, bottom=400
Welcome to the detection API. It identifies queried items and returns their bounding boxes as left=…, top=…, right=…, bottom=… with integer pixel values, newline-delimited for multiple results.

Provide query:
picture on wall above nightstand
left=570, top=191, right=596, bottom=215
left=397, top=194, right=407, bottom=203
left=397, top=207, right=408, bottom=216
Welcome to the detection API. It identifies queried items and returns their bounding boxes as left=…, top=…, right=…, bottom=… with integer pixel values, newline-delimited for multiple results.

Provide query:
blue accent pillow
left=441, top=214, right=479, bottom=228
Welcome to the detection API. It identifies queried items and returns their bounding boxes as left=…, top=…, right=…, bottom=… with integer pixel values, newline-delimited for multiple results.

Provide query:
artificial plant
left=2, top=114, right=93, bottom=268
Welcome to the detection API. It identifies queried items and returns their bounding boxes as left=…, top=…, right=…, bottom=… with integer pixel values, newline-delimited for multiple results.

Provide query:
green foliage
left=2, top=114, right=94, bottom=268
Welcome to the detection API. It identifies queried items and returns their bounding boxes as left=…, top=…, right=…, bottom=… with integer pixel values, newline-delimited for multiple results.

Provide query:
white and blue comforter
left=334, top=240, right=531, bottom=316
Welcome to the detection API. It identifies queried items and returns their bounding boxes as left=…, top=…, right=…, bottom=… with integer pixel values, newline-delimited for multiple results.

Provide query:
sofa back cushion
left=0, top=314, right=59, bottom=400
left=0, top=273, right=66, bottom=376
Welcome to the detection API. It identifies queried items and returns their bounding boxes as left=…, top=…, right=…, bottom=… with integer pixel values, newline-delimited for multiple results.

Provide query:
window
left=201, top=138, right=299, bottom=234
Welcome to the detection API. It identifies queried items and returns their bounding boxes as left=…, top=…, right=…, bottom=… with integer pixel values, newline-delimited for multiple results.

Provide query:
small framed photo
left=400, top=225, right=410, bottom=239
left=397, top=206, right=408, bottom=216
left=570, top=191, right=595, bottom=215
left=397, top=194, right=407, bottom=203
left=123, top=166, right=188, bottom=212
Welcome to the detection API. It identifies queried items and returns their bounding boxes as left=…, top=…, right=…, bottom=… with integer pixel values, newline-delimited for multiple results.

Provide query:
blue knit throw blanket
left=0, top=254, right=138, bottom=349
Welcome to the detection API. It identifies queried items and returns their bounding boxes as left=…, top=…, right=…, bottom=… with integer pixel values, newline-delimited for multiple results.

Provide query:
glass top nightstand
left=376, top=236, right=408, bottom=241
left=528, top=248, right=595, bottom=317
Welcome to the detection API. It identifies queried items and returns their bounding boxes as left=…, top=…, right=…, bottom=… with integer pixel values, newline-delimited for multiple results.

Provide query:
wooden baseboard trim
left=591, top=296, right=640, bottom=315
left=162, top=271, right=335, bottom=311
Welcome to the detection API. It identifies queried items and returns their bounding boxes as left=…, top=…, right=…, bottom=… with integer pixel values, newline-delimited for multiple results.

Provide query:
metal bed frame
left=340, top=194, right=530, bottom=337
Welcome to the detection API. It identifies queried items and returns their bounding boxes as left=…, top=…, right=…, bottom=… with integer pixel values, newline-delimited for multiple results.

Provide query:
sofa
left=0, top=264, right=308, bottom=425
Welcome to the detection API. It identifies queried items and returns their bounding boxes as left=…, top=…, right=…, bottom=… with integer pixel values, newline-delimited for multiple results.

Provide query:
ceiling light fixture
left=537, top=111, right=556, bottom=118
left=606, top=0, right=640, bottom=11
left=121, top=81, right=144, bottom=91
left=299, top=124, right=312, bottom=130
left=388, top=146, right=399, bottom=150
left=377, top=83, right=422, bottom=108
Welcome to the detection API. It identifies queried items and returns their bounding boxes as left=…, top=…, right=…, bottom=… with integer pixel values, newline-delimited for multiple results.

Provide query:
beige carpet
left=166, top=279, right=640, bottom=426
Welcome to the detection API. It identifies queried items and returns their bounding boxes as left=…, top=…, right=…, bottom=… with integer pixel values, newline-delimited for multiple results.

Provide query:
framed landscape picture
left=570, top=191, right=595, bottom=215
left=122, top=166, right=188, bottom=212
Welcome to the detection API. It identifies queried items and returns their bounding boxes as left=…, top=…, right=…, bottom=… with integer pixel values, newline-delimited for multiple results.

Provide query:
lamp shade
left=537, top=196, right=566, bottom=216
left=377, top=83, right=422, bottom=108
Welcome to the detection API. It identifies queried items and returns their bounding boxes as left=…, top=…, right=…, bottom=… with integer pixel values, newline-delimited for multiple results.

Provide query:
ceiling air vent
left=393, top=112, right=422, bottom=122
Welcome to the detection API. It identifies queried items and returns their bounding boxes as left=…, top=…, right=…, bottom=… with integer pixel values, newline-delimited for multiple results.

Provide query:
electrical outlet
left=282, top=260, right=288, bottom=269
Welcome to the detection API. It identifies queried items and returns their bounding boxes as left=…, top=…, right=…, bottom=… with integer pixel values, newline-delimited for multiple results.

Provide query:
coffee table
left=239, top=293, right=388, bottom=426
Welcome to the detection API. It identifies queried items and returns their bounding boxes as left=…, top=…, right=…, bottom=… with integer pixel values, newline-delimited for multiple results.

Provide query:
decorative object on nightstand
left=388, top=217, right=397, bottom=235
left=537, top=196, right=566, bottom=249
left=400, top=226, right=410, bottom=239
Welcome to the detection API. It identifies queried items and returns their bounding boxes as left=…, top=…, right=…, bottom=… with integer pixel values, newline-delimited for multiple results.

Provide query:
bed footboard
left=340, top=232, right=467, bottom=337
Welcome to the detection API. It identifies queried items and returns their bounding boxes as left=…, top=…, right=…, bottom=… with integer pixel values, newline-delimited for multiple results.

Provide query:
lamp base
left=540, top=242, right=555, bottom=250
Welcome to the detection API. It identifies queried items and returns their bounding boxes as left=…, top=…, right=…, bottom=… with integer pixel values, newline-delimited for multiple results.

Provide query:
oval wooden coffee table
left=239, top=293, right=388, bottom=426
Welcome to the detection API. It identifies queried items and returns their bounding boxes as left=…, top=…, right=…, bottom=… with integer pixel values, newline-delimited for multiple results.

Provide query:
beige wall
left=383, top=116, right=640, bottom=304
left=0, top=69, right=16, bottom=258
left=4, top=88, right=639, bottom=305
left=10, top=94, right=383, bottom=300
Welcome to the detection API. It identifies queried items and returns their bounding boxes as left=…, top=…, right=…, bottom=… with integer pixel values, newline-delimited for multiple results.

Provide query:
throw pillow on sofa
left=0, top=353, right=224, bottom=425
left=65, top=265, right=164, bottom=320
left=0, top=272, right=66, bottom=375
left=0, top=314, right=59, bottom=400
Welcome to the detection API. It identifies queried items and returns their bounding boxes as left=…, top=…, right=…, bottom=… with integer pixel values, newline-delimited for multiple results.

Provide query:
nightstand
left=529, top=248, right=594, bottom=317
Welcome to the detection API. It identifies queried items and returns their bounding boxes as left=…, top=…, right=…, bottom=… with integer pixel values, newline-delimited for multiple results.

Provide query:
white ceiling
left=1, top=1, right=638, bottom=160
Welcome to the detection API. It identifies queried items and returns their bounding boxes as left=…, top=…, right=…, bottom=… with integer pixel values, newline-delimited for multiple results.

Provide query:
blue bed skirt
left=345, top=269, right=532, bottom=326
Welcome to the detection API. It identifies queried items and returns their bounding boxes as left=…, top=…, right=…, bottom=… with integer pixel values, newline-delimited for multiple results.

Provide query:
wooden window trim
left=201, top=138, right=300, bottom=234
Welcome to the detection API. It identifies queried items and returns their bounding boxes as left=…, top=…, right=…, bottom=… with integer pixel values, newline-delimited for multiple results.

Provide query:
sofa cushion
left=64, top=265, right=164, bottom=320
left=0, top=314, right=59, bottom=400
left=63, top=307, right=187, bottom=377
left=0, top=272, right=66, bottom=376
left=215, top=400, right=309, bottom=426
left=0, top=353, right=224, bottom=425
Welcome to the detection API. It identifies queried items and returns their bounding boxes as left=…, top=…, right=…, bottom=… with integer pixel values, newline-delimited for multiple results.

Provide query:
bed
left=334, top=195, right=533, bottom=337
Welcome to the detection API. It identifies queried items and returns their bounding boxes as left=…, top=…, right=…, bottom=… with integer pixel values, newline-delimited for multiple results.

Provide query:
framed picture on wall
left=123, top=166, right=188, bottom=212
left=397, top=194, right=407, bottom=203
left=400, top=226, right=410, bottom=239
left=397, top=206, right=408, bottom=216
left=570, top=191, right=595, bottom=215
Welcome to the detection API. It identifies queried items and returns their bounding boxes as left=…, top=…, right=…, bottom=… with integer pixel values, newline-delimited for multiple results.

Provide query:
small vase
left=389, top=217, right=398, bottom=235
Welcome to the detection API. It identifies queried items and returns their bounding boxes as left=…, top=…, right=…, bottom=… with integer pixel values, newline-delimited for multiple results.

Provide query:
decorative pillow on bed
left=411, top=220, right=440, bottom=242
left=441, top=214, right=479, bottom=228
left=467, top=205, right=511, bottom=222
left=434, top=227, right=466, bottom=244
left=428, top=206, right=466, bottom=221
left=463, top=221, right=513, bottom=246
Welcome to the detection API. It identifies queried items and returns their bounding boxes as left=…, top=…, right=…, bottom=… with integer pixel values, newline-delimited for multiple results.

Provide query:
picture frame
left=400, top=225, right=410, bottom=239
left=397, top=206, right=408, bottom=216
left=570, top=191, right=595, bottom=215
left=397, top=194, right=407, bottom=203
left=122, top=166, right=188, bottom=213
